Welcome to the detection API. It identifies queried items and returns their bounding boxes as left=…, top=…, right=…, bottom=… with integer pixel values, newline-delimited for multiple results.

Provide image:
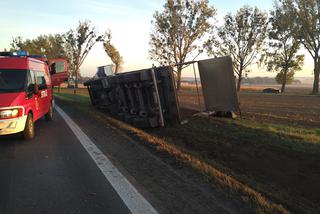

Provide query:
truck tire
left=23, top=113, right=35, bottom=140
left=45, top=103, right=54, bottom=121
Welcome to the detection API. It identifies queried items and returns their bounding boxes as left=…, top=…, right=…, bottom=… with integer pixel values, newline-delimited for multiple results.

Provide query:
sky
left=0, top=0, right=315, bottom=79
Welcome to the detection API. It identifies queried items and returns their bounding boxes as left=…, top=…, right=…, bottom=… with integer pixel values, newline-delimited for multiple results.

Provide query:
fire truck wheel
left=45, top=104, right=54, bottom=121
left=23, top=113, right=35, bottom=140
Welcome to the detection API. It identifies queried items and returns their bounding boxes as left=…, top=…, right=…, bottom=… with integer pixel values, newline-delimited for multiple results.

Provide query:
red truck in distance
left=0, top=51, right=68, bottom=140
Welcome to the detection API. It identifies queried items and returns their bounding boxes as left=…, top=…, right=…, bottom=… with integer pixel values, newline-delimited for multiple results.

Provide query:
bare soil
left=177, top=85, right=320, bottom=127
left=238, top=93, right=320, bottom=127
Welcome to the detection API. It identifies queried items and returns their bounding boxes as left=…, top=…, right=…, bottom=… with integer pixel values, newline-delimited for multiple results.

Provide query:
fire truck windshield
left=0, top=69, right=26, bottom=93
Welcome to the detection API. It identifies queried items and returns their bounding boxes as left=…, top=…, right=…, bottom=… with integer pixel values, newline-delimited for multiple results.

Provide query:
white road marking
left=56, top=105, right=158, bottom=214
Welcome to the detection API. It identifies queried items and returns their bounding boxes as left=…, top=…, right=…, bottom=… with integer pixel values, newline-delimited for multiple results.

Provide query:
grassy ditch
left=54, top=89, right=320, bottom=214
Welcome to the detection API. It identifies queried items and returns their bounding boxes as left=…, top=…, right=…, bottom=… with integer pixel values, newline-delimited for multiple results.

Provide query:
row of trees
left=9, top=0, right=319, bottom=94
left=11, top=21, right=123, bottom=93
left=149, top=0, right=320, bottom=94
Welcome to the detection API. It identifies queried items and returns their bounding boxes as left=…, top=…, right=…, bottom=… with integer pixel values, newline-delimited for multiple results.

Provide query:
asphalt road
left=0, top=101, right=246, bottom=214
left=0, top=112, right=132, bottom=214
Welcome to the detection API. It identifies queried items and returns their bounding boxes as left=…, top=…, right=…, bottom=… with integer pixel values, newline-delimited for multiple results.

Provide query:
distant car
left=262, top=88, right=280, bottom=94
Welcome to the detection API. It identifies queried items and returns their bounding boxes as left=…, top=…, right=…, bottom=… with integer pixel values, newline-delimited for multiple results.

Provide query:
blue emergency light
left=16, top=50, right=29, bottom=56
left=0, top=51, right=29, bottom=57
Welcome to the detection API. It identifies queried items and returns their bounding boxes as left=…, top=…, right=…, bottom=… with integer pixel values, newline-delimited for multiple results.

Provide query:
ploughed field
left=239, top=93, right=320, bottom=127
left=177, top=84, right=320, bottom=127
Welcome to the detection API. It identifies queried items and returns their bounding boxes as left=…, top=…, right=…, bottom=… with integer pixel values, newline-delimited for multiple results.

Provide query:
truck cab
left=0, top=51, right=68, bottom=140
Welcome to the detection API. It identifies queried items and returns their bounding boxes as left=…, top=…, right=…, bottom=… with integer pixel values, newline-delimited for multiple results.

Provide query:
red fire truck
left=0, top=51, right=68, bottom=140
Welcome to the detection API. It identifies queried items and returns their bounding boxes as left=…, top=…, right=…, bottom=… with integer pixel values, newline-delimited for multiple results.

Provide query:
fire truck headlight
left=0, top=109, right=20, bottom=119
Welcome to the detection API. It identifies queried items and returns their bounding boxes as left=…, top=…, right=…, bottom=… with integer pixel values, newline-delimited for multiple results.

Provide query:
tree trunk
left=312, top=58, right=319, bottom=94
left=68, top=67, right=74, bottom=88
left=67, top=73, right=71, bottom=88
left=236, top=75, right=241, bottom=92
left=281, top=82, right=286, bottom=93
left=281, top=82, right=286, bottom=94
left=236, top=66, right=243, bottom=92
left=115, top=63, right=119, bottom=74
left=176, top=66, right=182, bottom=91
left=74, top=69, right=78, bottom=94
left=281, top=69, right=288, bottom=93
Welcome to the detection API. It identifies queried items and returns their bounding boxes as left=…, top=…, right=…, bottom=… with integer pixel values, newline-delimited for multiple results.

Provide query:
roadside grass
left=55, top=90, right=308, bottom=213
left=231, top=118, right=320, bottom=151
left=54, top=91, right=89, bottom=103
left=54, top=91, right=290, bottom=214
left=54, top=90, right=320, bottom=214
left=152, top=117, right=320, bottom=214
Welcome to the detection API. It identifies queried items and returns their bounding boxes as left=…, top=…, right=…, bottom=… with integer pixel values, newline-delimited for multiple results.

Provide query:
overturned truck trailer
left=84, top=66, right=180, bottom=128
left=85, top=56, right=240, bottom=128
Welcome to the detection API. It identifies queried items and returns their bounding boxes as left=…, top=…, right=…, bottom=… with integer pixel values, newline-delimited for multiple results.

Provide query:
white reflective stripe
left=56, top=105, right=158, bottom=214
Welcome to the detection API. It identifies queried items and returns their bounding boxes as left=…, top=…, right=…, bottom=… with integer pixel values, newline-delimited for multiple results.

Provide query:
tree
left=149, top=0, right=216, bottom=90
left=64, top=20, right=103, bottom=93
left=205, top=6, right=268, bottom=91
left=11, top=34, right=67, bottom=59
left=11, top=34, right=69, bottom=92
left=103, top=30, right=123, bottom=74
left=280, top=0, right=320, bottom=94
left=263, top=3, right=304, bottom=93
left=275, top=70, right=295, bottom=87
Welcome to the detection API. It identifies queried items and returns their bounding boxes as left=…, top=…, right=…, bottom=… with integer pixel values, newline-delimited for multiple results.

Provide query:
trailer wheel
left=23, top=113, right=35, bottom=140
left=45, top=103, right=54, bottom=121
